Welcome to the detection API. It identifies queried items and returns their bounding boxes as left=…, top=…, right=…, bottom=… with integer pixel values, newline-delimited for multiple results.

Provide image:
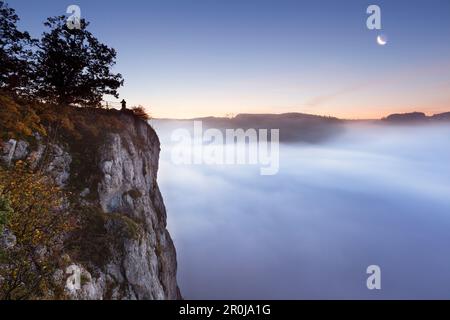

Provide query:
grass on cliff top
left=0, top=93, right=153, bottom=146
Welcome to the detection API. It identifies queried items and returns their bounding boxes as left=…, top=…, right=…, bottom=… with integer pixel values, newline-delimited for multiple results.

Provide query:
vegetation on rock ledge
left=0, top=162, right=74, bottom=299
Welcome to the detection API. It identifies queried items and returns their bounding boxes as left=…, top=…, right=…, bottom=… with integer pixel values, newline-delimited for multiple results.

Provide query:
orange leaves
left=131, top=105, right=151, bottom=121
left=0, top=161, right=74, bottom=299
left=0, top=95, right=47, bottom=141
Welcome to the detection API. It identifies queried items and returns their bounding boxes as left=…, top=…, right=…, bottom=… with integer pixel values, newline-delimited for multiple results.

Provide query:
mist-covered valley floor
left=154, top=120, right=450, bottom=299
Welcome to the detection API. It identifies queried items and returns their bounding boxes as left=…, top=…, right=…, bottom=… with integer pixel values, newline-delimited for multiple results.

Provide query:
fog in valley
left=153, top=119, right=450, bottom=299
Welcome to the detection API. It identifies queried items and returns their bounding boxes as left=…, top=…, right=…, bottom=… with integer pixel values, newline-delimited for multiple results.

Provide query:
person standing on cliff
left=121, top=99, right=127, bottom=110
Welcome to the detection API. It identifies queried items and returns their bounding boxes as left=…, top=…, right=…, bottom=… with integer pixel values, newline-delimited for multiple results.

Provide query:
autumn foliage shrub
left=0, top=94, right=46, bottom=143
left=0, top=161, right=74, bottom=299
left=131, top=106, right=151, bottom=121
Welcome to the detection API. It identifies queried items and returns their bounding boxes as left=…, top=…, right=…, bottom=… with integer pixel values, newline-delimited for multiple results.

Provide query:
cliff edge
left=0, top=105, right=180, bottom=300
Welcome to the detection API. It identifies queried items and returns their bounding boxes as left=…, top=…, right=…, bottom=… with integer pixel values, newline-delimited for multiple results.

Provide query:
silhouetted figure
left=121, top=99, right=127, bottom=110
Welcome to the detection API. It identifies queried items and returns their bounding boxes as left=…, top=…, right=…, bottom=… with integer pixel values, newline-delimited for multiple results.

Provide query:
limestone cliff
left=1, top=110, right=180, bottom=300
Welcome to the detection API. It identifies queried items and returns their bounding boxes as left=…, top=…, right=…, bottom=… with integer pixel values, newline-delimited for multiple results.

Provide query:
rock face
left=1, top=139, right=29, bottom=165
left=94, top=115, right=179, bottom=300
left=0, top=229, right=16, bottom=250
left=1, top=112, right=181, bottom=300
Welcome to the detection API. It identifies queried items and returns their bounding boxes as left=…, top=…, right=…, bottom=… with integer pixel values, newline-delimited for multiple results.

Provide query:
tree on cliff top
left=35, top=16, right=123, bottom=107
left=0, top=1, right=36, bottom=96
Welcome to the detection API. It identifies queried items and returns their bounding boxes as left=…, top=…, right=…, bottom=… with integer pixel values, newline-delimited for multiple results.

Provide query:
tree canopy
left=35, top=16, right=124, bottom=107
left=0, top=1, right=35, bottom=96
left=0, top=1, right=124, bottom=107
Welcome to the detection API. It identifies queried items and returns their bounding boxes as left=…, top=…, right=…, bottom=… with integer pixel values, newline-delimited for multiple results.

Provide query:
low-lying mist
left=153, top=120, right=450, bottom=299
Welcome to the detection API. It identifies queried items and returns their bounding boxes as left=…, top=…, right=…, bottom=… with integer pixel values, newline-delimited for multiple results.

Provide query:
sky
left=8, top=0, right=450, bottom=119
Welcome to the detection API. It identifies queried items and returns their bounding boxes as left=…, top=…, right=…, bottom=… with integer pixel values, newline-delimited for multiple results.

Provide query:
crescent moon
left=377, top=35, right=387, bottom=46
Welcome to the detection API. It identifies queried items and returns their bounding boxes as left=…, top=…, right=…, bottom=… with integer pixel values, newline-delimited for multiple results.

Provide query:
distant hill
left=155, top=111, right=450, bottom=144
left=383, top=112, right=450, bottom=123
left=159, top=112, right=344, bottom=143
left=228, top=113, right=342, bottom=143
left=384, top=112, right=427, bottom=122
left=431, top=112, right=450, bottom=121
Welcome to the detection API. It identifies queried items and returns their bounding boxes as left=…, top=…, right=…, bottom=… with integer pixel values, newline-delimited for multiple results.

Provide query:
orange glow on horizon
left=141, top=104, right=450, bottom=121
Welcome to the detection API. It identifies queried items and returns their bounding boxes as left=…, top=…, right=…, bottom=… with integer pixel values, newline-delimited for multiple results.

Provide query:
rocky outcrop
left=1, top=139, right=29, bottom=165
left=93, top=115, right=179, bottom=300
left=0, top=229, right=16, bottom=250
left=0, top=112, right=180, bottom=300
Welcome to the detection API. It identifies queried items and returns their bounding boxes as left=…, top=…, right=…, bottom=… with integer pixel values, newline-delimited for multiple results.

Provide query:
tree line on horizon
left=0, top=1, right=123, bottom=107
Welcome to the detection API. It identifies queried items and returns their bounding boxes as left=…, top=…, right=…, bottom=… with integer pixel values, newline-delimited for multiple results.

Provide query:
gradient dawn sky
left=9, top=0, right=450, bottom=119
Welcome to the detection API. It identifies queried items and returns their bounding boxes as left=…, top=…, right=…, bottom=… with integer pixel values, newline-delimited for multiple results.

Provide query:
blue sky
left=8, top=0, right=450, bottom=118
